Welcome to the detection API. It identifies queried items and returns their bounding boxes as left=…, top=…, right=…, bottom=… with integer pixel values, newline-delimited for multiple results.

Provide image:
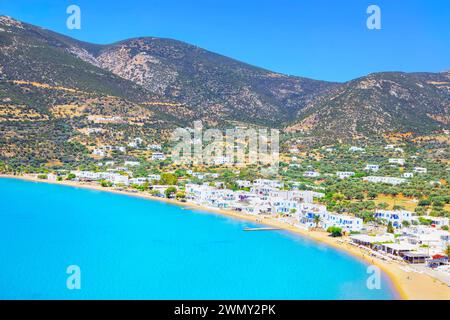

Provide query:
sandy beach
left=1, top=174, right=449, bottom=300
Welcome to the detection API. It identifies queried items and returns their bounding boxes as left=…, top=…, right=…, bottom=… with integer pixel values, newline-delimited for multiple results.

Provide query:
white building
left=336, top=171, right=355, bottom=179
left=403, top=172, right=414, bottom=178
left=152, top=152, right=166, bottom=161
left=363, top=176, right=406, bottom=185
left=349, top=146, right=365, bottom=152
left=92, top=149, right=106, bottom=157
left=413, top=167, right=427, bottom=174
left=303, top=171, right=320, bottom=178
left=147, top=144, right=162, bottom=151
left=374, top=210, right=413, bottom=228
left=213, top=156, right=233, bottom=165
left=297, top=203, right=329, bottom=228
left=253, top=179, right=284, bottom=189
left=148, top=174, right=161, bottom=181
left=322, top=213, right=363, bottom=232
left=388, top=158, right=405, bottom=166
left=364, top=164, right=380, bottom=172
left=124, top=161, right=140, bottom=167
left=72, top=171, right=101, bottom=181
left=129, top=177, right=148, bottom=186
left=192, top=172, right=205, bottom=180
left=297, top=203, right=363, bottom=232
left=128, top=138, right=143, bottom=148
left=411, top=216, right=449, bottom=228
left=236, top=180, right=252, bottom=188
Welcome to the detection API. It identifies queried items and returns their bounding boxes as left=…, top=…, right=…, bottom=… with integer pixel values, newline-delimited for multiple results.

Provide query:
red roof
left=432, top=254, right=446, bottom=259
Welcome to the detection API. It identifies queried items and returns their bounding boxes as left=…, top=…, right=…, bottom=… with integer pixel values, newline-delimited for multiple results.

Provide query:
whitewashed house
left=129, top=177, right=148, bottom=186
left=413, top=167, right=427, bottom=174
left=128, top=138, right=143, bottom=148
left=271, top=198, right=299, bottom=214
left=336, top=171, right=355, bottom=179
left=72, top=171, right=101, bottom=181
left=374, top=210, right=413, bottom=228
left=364, top=164, right=380, bottom=172
left=349, top=146, right=365, bottom=152
left=213, top=156, right=232, bottom=165
left=388, top=158, right=405, bottom=166
left=322, top=214, right=363, bottom=232
left=192, top=172, right=205, bottom=180
left=147, top=144, right=162, bottom=151
left=363, top=176, right=406, bottom=185
left=303, top=171, right=320, bottom=178
left=236, top=180, right=252, bottom=188
left=297, top=203, right=329, bottom=228
left=92, top=148, right=106, bottom=157
left=253, top=179, right=284, bottom=189
left=411, top=216, right=449, bottom=228
left=148, top=174, right=161, bottom=181
left=152, top=152, right=166, bottom=161
left=124, top=161, right=140, bottom=167
left=403, top=172, right=414, bottom=178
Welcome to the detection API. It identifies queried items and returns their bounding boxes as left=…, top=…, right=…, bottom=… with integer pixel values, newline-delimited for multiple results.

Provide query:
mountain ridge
left=0, top=15, right=448, bottom=164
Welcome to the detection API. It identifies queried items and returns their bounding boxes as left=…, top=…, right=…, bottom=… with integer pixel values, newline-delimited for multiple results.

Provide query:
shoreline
left=2, top=174, right=449, bottom=300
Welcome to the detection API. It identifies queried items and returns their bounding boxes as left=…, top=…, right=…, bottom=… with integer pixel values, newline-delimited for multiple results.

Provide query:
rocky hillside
left=0, top=16, right=335, bottom=128
left=286, top=72, right=449, bottom=144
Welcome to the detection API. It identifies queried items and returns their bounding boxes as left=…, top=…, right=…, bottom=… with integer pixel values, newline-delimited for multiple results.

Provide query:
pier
left=243, top=227, right=281, bottom=232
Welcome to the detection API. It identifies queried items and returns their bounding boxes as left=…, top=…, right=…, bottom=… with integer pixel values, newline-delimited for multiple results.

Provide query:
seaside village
left=23, top=141, right=450, bottom=283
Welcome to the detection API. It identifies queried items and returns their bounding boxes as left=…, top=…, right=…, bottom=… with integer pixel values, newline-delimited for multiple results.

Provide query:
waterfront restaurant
left=402, top=252, right=430, bottom=264
left=380, top=243, right=417, bottom=256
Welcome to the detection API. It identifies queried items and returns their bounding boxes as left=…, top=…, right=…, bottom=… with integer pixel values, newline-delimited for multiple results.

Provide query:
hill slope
left=286, top=72, right=449, bottom=144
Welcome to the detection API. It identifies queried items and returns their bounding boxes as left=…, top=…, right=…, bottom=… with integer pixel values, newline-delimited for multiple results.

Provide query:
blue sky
left=0, top=0, right=448, bottom=82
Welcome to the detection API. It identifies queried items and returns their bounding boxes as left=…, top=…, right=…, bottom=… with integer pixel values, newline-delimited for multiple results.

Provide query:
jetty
left=243, top=227, right=281, bottom=232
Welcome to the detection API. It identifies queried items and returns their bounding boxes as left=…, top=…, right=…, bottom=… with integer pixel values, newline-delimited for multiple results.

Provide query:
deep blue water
left=0, top=178, right=397, bottom=299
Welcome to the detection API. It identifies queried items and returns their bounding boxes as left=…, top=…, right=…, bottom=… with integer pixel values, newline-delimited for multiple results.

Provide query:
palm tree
left=313, top=215, right=321, bottom=229
left=445, top=245, right=450, bottom=259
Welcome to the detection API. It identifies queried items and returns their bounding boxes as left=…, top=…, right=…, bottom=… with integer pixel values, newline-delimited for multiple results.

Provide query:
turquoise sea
left=0, top=178, right=397, bottom=299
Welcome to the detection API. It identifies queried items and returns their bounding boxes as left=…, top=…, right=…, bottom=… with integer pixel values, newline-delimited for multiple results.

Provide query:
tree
left=377, top=202, right=389, bottom=210
left=387, top=221, right=395, bottom=234
left=445, top=245, right=450, bottom=259
left=354, top=192, right=365, bottom=202
left=165, top=187, right=177, bottom=198
left=367, top=191, right=378, bottom=200
left=393, top=205, right=406, bottom=211
left=313, top=215, right=321, bottom=229
left=418, top=199, right=431, bottom=207
left=150, top=189, right=162, bottom=197
left=100, top=180, right=112, bottom=188
left=327, top=226, right=343, bottom=237
left=176, top=191, right=186, bottom=200
left=161, top=173, right=178, bottom=185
